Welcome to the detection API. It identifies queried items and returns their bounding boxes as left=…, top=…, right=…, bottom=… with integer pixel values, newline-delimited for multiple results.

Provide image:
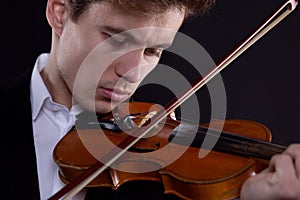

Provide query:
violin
left=49, top=1, right=298, bottom=199
left=53, top=101, right=286, bottom=200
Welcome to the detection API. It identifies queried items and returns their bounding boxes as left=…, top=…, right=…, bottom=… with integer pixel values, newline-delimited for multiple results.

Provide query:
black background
left=3, top=0, right=300, bottom=146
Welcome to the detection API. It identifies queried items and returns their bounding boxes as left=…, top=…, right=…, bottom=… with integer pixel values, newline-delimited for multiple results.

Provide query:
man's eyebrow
left=101, top=25, right=128, bottom=34
left=101, top=25, right=134, bottom=39
left=101, top=25, right=173, bottom=49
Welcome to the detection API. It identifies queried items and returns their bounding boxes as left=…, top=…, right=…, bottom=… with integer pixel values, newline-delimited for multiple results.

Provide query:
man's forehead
left=101, top=0, right=186, bottom=18
left=90, top=1, right=185, bottom=28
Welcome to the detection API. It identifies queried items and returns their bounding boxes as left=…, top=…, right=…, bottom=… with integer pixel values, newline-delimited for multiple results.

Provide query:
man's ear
left=46, top=0, right=67, bottom=36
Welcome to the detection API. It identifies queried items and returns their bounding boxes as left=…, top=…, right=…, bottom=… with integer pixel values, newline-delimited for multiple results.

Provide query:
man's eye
left=145, top=48, right=163, bottom=57
left=102, top=32, right=126, bottom=46
left=110, top=37, right=126, bottom=46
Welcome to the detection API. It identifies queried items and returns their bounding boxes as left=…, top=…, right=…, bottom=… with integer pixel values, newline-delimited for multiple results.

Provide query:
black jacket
left=1, top=67, right=40, bottom=199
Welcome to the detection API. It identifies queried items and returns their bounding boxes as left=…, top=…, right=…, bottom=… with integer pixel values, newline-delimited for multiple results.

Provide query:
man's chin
left=94, top=100, right=123, bottom=114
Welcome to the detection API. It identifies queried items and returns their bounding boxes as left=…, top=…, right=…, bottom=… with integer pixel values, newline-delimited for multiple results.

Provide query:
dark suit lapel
left=1, top=67, right=40, bottom=199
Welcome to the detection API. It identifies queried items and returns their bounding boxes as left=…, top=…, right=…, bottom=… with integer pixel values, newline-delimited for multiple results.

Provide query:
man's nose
left=114, top=50, right=144, bottom=83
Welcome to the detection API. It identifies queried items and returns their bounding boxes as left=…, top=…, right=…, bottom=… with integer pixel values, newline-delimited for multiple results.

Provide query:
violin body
left=53, top=102, right=272, bottom=200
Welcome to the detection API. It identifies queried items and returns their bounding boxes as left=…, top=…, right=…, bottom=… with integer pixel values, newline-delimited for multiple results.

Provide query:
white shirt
left=30, top=53, right=86, bottom=200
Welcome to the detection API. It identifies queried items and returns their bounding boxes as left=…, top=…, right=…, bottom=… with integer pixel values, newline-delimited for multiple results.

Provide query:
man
left=1, top=0, right=299, bottom=199
left=2, top=0, right=212, bottom=199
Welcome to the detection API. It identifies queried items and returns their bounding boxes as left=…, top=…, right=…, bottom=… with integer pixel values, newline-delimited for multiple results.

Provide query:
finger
left=283, top=144, right=300, bottom=178
left=268, top=153, right=296, bottom=183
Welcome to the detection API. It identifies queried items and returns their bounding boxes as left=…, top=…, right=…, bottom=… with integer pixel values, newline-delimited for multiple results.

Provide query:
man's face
left=56, top=1, right=185, bottom=113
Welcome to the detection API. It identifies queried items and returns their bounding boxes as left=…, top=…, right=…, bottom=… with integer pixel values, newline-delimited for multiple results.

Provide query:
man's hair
left=68, top=0, right=215, bottom=22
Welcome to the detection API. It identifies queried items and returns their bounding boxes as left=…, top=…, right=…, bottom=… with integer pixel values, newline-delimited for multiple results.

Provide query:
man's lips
left=98, top=87, right=130, bottom=102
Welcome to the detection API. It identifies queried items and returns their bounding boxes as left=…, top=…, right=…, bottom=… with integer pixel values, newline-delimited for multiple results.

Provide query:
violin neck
left=169, top=124, right=287, bottom=160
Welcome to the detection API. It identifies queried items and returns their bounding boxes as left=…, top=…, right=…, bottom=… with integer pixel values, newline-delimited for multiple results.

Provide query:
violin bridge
left=137, top=111, right=157, bottom=127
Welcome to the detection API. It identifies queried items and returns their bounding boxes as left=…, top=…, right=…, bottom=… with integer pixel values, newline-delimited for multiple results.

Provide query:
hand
left=240, top=144, right=300, bottom=200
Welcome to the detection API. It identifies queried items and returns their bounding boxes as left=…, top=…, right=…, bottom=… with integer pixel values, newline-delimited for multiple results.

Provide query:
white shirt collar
left=30, top=53, right=83, bottom=120
left=31, top=53, right=50, bottom=120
